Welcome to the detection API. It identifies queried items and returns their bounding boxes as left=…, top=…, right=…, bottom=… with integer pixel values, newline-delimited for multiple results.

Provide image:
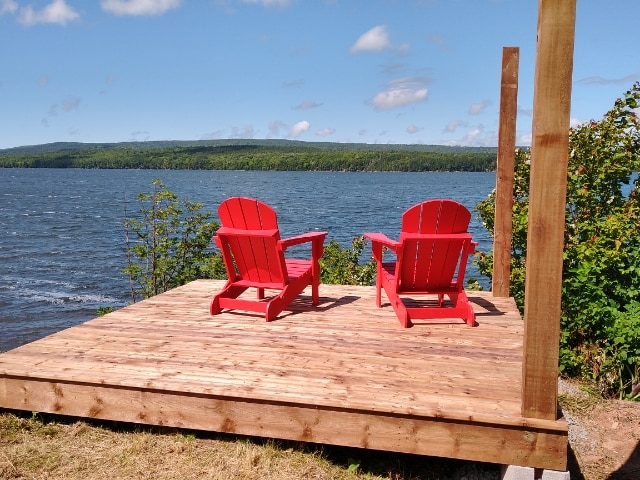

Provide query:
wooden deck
left=0, top=280, right=567, bottom=470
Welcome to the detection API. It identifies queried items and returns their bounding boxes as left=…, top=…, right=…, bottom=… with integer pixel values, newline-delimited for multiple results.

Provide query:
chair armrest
left=364, top=232, right=401, bottom=264
left=363, top=232, right=401, bottom=251
left=279, top=231, right=328, bottom=249
left=400, top=232, right=473, bottom=242
left=213, top=227, right=280, bottom=250
left=280, top=231, right=327, bottom=263
left=215, top=227, right=280, bottom=238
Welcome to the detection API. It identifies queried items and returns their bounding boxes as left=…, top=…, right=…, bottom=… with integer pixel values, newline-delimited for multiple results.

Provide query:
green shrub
left=606, top=301, right=640, bottom=400
left=475, top=82, right=640, bottom=399
left=320, top=236, right=376, bottom=286
left=122, top=179, right=225, bottom=301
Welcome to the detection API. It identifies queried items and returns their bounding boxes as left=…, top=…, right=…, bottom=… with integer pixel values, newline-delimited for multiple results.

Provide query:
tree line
left=0, top=144, right=496, bottom=172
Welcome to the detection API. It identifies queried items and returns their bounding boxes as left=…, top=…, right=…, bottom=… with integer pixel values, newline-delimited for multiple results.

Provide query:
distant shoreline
left=0, top=139, right=502, bottom=155
left=0, top=140, right=499, bottom=172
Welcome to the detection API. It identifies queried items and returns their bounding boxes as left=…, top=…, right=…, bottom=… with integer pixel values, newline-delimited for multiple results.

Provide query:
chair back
left=216, top=197, right=288, bottom=286
left=397, top=199, right=472, bottom=291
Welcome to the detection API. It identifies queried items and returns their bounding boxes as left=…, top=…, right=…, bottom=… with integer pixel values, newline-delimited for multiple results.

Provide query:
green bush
left=122, top=179, right=225, bottom=301
left=320, top=236, right=376, bottom=286
left=475, top=82, right=640, bottom=399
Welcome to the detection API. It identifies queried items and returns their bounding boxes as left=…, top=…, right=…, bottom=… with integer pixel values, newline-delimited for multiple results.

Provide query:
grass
left=0, top=411, right=499, bottom=480
left=557, top=378, right=603, bottom=416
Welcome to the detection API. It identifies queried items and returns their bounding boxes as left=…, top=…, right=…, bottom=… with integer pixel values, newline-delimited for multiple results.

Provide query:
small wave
left=28, top=291, right=122, bottom=306
left=69, top=293, right=121, bottom=304
left=41, top=296, right=66, bottom=305
left=8, top=278, right=77, bottom=289
left=3, top=279, right=123, bottom=306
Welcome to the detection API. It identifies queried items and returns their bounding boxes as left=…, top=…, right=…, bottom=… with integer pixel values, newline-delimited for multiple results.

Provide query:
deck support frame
left=1, top=374, right=567, bottom=470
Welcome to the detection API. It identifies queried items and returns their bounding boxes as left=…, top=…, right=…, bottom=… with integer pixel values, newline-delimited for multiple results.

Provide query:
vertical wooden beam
left=522, top=0, right=576, bottom=420
left=492, top=47, right=520, bottom=297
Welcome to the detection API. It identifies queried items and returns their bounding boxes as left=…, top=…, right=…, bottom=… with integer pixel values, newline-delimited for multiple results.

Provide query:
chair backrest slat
left=217, top=197, right=287, bottom=285
left=398, top=200, right=471, bottom=291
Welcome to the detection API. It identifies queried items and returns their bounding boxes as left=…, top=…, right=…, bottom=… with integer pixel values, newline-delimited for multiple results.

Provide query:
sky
left=1, top=0, right=639, bottom=149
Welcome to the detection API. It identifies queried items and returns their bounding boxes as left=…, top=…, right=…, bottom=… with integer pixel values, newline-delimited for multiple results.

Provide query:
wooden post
left=492, top=47, right=519, bottom=297
left=522, top=0, right=576, bottom=420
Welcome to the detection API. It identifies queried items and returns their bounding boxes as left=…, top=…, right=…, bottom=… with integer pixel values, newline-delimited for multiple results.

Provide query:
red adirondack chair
left=210, top=197, right=327, bottom=321
left=364, top=199, right=478, bottom=327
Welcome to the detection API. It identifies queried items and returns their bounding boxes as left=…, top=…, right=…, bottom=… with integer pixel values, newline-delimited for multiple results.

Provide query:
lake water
left=0, top=168, right=496, bottom=352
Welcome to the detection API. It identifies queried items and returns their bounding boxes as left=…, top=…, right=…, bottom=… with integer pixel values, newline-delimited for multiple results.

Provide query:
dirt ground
left=559, top=379, right=640, bottom=480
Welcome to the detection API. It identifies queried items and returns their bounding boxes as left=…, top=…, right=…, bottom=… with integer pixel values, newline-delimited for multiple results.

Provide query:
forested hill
left=0, top=140, right=499, bottom=172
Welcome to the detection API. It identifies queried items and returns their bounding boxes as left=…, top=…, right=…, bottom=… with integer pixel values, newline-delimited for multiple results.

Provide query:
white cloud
left=396, top=42, right=410, bottom=56
left=201, top=129, right=225, bottom=140
left=443, top=123, right=500, bottom=147
left=230, top=125, right=255, bottom=138
left=316, top=128, right=335, bottom=137
left=428, top=34, right=452, bottom=53
left=0, top=0, right=17, bottom=15
left=469, top=100, right=491, bottom=115
left=19, top=0, right=79, bottom=26
left=569, top=117, right=582, bottom=128
left=462, top=127, right=483, bottom=144
left=267, top=119, right=311, bottom=138
left=268, top=120, right=288, bottom=138
left=576, top=74, right=639, bottom=85
left=518, top=132, right=532, bottom=146
left=295, top=100, right=322, bottom=110
left=406, top=124, right=420, bottom=134
left=350, top=25, right=391, bottom=54
left=101, top=0, right=182, bottom=16
left=129, top=130, right=150, bottom=141
left=62, top=95, right=81, bottom=112
left=290, top=120, right=310, bottom=138
left=241, top=0, right=291, bottom=7
left=443, top=119, right=467, bottom=133
left=518, top=105, right=533, bottom=117
left=283, top=79, right=304, bottom=88
left=372, top=77, right=428, bottom=111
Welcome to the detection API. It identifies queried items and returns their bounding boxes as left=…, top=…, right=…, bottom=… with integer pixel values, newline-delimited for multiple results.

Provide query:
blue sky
left=1, top=0, right=638, bottom=149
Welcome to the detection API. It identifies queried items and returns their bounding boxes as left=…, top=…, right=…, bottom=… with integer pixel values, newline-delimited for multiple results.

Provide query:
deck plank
left=0, top=280, right=567, bottom=470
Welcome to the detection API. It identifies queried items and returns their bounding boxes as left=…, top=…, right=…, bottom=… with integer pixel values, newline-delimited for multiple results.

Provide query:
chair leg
left=210, top=296, right=222, bottom=315
left=461, top=296, right=476, bottom=327
left=264, top=273, right=311, bottom=321
left=265, top=297, right=287, bottom=322
left=466, top=304, right=476, bottom=327
left=389, top=298, right=410, bottom=328
left=311, top=276, right=320, bottom=306
left=311, top=255, right=321, bottom=305
left=451, top=292, right=476, bottom=327
left=374, top=266, right=383, bottom=307
left=210, top=284, right=249, bottom=315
